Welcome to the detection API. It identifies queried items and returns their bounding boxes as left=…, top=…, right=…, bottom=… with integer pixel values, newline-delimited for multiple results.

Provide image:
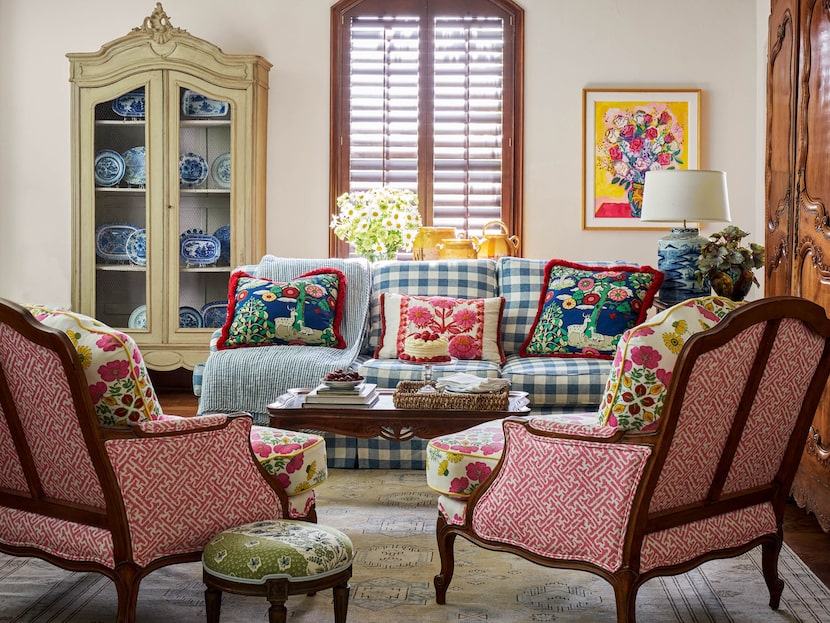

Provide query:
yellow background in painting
left=593, top=100, right=690, bottom=216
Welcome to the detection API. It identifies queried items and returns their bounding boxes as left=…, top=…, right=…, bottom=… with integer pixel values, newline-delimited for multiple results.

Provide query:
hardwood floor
left=155, top=387, right=830, bottom=590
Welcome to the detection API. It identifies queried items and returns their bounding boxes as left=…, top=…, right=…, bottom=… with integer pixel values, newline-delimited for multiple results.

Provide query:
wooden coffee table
left=267, top=388, right=529, bottom=441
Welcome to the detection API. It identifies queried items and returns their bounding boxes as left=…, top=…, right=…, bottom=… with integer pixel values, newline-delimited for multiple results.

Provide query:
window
left=330, top=0, right=524, bottom=258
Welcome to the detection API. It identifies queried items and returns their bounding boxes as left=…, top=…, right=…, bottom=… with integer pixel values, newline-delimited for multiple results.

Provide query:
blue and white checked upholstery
left=197, top=256, right=372, bottom=426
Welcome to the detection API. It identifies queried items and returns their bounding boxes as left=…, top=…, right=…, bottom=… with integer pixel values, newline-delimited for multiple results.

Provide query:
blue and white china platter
left=210, top=152, right=231, bottom=189
left=122, top=146, right=146, bottom=185
left=180, top=231, right=221, bottom=265
left=200, top=301, right=228, bottom=328
left=128, top=305, right=147, bottom=329
left=95, top=223, right=138, bottom=262
left=213, top=224, right=231, bottom=265
left=111, top=90, right=145, bottom=117
left=181, top=90, right=229, bottom=117
left=179, top=152, right=209, bottom=187
left=94, top=150, right=125, bottom=187
left=179, top=306, right=203, bottom=328
left=125, top=228, right=147, bottom=266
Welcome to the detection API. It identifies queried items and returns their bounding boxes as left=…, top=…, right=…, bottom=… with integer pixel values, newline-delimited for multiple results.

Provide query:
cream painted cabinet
left=68, top=4, right=269, bottom=370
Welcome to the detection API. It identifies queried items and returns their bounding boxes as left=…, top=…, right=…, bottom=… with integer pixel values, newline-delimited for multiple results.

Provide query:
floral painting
left=582, top=89, right=700, bottom=230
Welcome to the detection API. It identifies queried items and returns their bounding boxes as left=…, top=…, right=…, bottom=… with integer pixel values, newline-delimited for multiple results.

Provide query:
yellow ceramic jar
left=437, top=237, right=478, bottom=260
left=412, top=227, right=457, bottom=260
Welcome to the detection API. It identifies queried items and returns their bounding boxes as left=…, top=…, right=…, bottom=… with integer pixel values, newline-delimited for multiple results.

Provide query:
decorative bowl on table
left=322, top=370, right=364, bottom=390
left=122, top=146, right=146, bottom=185
left=94, top=150, right=125, bottom=187
left=179, top=152, right=208, bottom=188
left=321, top=379, right=363, bottom=390
left=180, top=229, right=221, bottom=266
left=95, top=223, right=138, bottom=262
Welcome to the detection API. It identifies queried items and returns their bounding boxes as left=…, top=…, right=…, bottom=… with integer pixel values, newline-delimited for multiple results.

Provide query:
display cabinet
left=68, top=3, right=270, bottom=370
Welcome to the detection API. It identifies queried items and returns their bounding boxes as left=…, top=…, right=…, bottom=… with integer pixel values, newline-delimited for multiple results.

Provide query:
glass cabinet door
left=171, top=77, right=236, bottom=336
left=90, top=79, right=156, bottom=333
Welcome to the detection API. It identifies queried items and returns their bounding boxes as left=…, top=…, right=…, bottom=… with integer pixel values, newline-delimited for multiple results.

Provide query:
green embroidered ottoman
left=202, top=519, right=354, bottom=623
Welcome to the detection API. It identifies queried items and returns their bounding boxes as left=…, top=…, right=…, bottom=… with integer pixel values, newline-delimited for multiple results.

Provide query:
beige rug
left=1, top=469, right=829, bottom=622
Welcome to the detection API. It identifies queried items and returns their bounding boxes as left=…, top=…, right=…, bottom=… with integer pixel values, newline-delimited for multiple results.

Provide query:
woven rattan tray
left=392, top=381, right=510, bottom=411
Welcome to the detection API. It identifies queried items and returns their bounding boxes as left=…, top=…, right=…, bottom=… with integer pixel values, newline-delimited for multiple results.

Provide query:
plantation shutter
left=332, top=0, right=522, bottom=254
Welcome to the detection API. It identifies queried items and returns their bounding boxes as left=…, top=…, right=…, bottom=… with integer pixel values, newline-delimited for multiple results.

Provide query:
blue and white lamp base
left=656, top=228, right=710, bottom=304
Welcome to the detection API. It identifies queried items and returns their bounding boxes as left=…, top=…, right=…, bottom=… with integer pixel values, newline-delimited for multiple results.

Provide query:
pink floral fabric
left=250, top=425, right=327, bottom=495
left=597, top=296, right=741, bottom=430
left=25, top=305, right=162, bottom=425
left=375, top=293, right=506, bottom=363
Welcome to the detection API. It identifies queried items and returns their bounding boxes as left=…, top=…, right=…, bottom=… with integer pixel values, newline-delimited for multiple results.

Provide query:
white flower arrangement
left=331, top=188, right=422, bottom=261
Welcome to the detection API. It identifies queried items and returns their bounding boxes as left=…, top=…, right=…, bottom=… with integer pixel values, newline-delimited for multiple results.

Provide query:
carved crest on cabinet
left=132, top=3, right=187, bottom=45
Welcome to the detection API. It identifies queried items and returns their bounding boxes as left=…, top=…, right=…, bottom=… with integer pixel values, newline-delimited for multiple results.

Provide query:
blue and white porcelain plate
left=179, top=152, right=208, bottom=188
left=122, top=146, right=146, bottom=185
left=200, top=301, right=228, bottom=328
left=181, top=90, right=230, bottom=117
left=125, top=228, right=147, bottom=266
left=180, top=232, right=221, bottom=265
left=179, top=306, right=203, bottom=328
left=94, top=150, right=125, bottom=187
left=111, top=90, right=145, bottom=117
left=95, top=223, right=138, bottom=262
left=128, top=305, right=147, bottom=329
left=213, top=224, right=231, bottom=265
left=210, top=152, right=231, bottom=189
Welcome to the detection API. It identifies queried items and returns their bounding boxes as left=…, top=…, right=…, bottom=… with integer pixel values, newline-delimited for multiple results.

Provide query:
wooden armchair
left=0, top=298, right=293, bottom=622
left=432, top=296, right=830, bottom=623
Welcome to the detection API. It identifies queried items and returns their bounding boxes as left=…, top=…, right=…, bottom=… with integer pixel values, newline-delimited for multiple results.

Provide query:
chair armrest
left=103, top=415, right=290, bottom=567
left=525, top=415, right=626, bottom=442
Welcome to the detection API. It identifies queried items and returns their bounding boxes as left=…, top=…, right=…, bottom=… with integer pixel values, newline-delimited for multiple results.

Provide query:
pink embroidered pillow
left=25, top=305, right=162, bottom=426
left=375, top=293, right=506, bottom=364
left=597, top=296, right=743, bottom=431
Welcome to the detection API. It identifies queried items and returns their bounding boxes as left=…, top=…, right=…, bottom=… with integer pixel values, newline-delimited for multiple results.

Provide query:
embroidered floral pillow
left=375, top=293, right=506, bottom=363
left=25, top=305, right=162, bottom=425
left=597, top=296, right=743, bottom=431
left=520, top=260, right=663, bottom=359
left=218, top=268, right=347, bottom=350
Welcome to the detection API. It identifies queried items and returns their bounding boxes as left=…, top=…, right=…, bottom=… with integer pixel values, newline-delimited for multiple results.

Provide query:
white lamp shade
left=640, top=169, right=732, bottom=223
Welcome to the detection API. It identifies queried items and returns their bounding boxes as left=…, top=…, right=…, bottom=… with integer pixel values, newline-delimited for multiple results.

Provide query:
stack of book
left=302, top=382, right=380, bottom=408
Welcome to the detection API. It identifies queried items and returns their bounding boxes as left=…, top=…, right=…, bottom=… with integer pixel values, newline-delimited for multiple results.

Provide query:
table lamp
left=640, top=169, right=732, bottom=304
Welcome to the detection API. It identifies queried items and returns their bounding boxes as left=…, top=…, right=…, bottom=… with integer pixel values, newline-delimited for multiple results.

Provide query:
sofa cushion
left=597, top=296, right=742, bottom=430
left=520, top=260, right=663, bottom=359
left=375, top=293, right=506, bottom=363
left=218, top=268, right=347, bottom=350
left=25, top=305, right=163, bottom=425
left=365, top=259, right=498, bottom=356
left=500, top=354, right=613, bottom=409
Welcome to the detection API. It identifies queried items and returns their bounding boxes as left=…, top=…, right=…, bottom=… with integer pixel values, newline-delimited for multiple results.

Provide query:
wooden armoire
left=766, top=0, right=830, bottom=531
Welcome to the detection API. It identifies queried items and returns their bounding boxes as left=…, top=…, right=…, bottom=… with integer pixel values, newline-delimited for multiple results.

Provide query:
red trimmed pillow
left=520, top=260, right=663, bottom=359
left=217, top=268, right=347, bottom=350
left=375, top=293, right=506, bottom=363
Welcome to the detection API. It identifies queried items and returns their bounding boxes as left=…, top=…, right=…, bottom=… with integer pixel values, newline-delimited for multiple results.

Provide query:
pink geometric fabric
left=471, top=420, right=651, bottom=570
left=105, top=416, right=285, bottom=567
left=0, top=325, right=106, bottom=508
left=640, top=502, right=777, bottom=572
left=0, top=398, right=27, bottom=491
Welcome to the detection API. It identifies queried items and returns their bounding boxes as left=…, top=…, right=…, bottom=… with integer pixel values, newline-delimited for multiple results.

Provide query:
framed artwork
left=582, top=88, right=701, bottom=230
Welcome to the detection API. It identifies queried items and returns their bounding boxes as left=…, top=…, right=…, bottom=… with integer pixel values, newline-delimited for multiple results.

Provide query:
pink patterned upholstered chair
left=0, top=298, right=298, bottom=623
left=432, top=296, right=830, bottom=623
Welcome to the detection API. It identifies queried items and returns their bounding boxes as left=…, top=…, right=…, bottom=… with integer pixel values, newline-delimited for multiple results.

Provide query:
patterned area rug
left=2, top=469, right=830, bottom=622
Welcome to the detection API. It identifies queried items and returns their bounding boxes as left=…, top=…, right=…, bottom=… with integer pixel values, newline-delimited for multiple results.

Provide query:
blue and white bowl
left=125, top=228, right=147, bottom=266
left=94, top=150, right=125, bottom=187
left=181, top=90, right=229, bottom=117
left=179, top=152, right=208, bottom=188
left=122, top=146, right=146, bottom=185
left=213, top=224, right=231, bottom=265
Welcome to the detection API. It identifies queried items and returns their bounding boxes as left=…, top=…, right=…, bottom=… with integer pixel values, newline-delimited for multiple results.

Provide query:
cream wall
left=0, top=0, right=765, bottom=305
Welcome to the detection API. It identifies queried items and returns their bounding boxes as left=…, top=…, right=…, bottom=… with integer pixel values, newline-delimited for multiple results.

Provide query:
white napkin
left=435, top=372, right=510, bottom=394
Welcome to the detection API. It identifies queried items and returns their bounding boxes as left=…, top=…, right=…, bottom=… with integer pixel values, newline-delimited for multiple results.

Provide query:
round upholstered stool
left=202, top=519, right=354, bottom=623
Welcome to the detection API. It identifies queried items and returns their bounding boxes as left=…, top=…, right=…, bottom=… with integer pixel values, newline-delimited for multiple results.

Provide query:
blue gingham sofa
left=198, top=255, right=630, bottom=469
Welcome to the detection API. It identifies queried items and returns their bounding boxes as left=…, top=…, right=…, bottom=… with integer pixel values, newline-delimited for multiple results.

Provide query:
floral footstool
left=202, top=519, right=354, bottom=623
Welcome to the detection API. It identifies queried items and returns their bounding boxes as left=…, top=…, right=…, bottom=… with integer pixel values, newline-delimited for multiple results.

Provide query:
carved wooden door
left=767, top=0, right=830, bottom=531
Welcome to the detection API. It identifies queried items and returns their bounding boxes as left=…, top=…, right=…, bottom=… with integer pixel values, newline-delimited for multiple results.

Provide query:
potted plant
left=695, top=225, right=765, bottom=301
left=331, top=188, right=422, bottom=262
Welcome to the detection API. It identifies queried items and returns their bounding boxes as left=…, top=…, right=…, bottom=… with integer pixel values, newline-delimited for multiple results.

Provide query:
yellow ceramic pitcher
left=436, top=237, right=479, bottom=260
left=471, top=220, right=521, bottom=259
left=412, top=227, right=457, bottom=260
